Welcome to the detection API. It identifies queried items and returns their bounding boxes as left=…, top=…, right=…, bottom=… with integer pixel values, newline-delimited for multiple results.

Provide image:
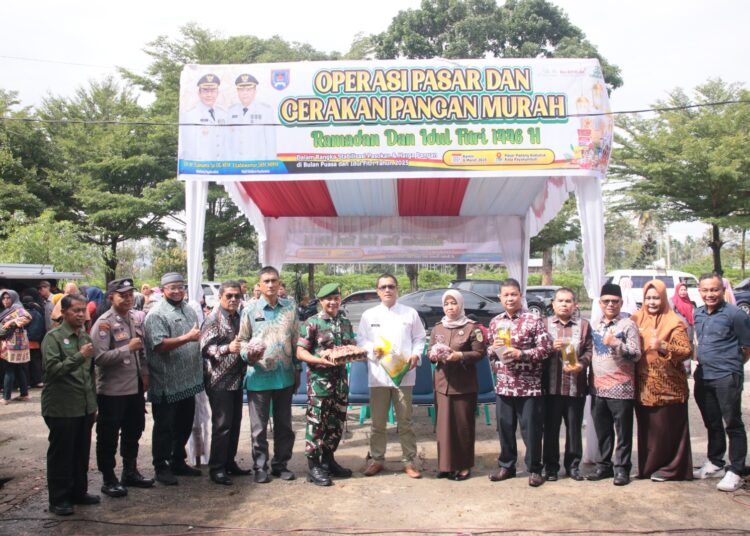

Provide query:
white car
left=604, top=270, right=703, bottom=309
left=201, top=281, right=222, bottom=308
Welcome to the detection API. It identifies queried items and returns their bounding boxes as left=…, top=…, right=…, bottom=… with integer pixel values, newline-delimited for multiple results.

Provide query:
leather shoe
left=528, top=473, right=545, bottom=487
left=543, top=468, right=558, bottom=481
left=121, top=469, right=155, bottom=488
left=404, top=463, right=422, bottom=479
left=363, top=462, right=384, bottom=477
left=254, top=469, right=271, bottom=484
left=586, top=467, right=614, bottom=481
left=49, top=501, right=74, bottom=516
left=226, top=462, right=252, bottom=476
left=613, top=469, right=631, bottom=486
left=72, top=493, right=101, bottom=505
left=568, top=467, right=584, bottom=481
left=101, top=480, right=128, bottom=498
left=307, top=465, right=332, bottom=487
left=171, top=462, right=202, bottom=477
left=271, top=467, right=296, bottom=481
left=488, top=467, right=516, bottom=482
left=209, top=471, right=232, bottom=486
left=436, top=471, right=454, bottom=479
left=155, top=466, right=178, bottom=486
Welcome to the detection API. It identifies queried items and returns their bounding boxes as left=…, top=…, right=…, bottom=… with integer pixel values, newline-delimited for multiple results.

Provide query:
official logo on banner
left=271, top=70, right=290, bottom=91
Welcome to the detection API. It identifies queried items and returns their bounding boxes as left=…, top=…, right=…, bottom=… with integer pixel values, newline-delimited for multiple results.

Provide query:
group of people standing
left=21, top=268, right=750, bottom=516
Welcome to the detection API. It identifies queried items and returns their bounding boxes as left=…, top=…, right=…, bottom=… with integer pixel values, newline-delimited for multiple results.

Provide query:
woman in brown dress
left=428, top=290, right=485, bottom=480
left=631, top=279, right=693, bottom=481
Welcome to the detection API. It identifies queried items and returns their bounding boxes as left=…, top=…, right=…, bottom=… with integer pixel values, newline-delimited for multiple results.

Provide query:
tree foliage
left=374, top=0, right=622, bottom=91
left=0, top=90, right=63, bottom=232
left=39, top=78, right=183, bottom=283
left=122, top=25, right=335, bottom=278
left=611, top=79, right=750, bottom=274
left=0, top=210, right=101, bottom=276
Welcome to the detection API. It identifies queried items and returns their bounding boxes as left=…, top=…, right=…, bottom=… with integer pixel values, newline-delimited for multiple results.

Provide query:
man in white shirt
left=357, top=274, right=426, bottom=478
left=179, top=73, right=225, bottom=162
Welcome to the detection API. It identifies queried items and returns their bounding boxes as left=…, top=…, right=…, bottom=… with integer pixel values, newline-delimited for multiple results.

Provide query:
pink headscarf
left=671, top=282, right=694, bottom=326
left=441, top=289, right=470, bottom=328
left=723, top=278, right=736, bottom=305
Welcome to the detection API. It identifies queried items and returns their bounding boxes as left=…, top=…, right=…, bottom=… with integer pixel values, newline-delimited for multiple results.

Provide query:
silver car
left=341, top=289, right=379, bottom=329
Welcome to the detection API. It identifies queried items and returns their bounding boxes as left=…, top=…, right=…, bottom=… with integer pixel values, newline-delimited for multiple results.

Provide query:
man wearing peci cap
left=179, top=73, right=225, bottom=162
left=92, top=278, right=154, bottom=498
left=227, top=73, right=277, bottom=162
left=143, top=273, right=205, bottom=485
left=296, top=283, right=356, bottom=486
left=587, top=282, right=641, bottom=486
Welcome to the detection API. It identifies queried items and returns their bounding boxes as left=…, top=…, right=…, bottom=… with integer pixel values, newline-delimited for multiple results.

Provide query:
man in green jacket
left=41, top=294, right=99, bottom=516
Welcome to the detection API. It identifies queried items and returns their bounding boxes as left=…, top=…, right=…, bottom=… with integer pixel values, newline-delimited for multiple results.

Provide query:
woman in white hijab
left=427, top=290, right=486, bottom=480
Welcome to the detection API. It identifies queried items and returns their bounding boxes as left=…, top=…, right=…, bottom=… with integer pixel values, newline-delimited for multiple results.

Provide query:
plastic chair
left=347, top=360, right=371, bottom=424
left=411, top=356, right=436, bottom=426
left=292, top=362, right=309, bottom=406
left=475, top=357, right=496, bottom=425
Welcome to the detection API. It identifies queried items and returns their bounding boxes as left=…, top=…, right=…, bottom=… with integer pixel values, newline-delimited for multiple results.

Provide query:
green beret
left=316, top=283, right=341, bottom=299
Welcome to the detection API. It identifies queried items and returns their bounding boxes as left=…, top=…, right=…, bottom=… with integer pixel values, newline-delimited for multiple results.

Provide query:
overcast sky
left=2, top=0, right=747, bottom=240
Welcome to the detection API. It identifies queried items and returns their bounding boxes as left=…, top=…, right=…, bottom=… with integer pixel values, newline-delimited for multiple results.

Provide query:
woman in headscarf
left=85, top=286, right=105, bottom=327
left=20, top=290, right=46, bottom=387
left=671, top=282, right=695, bottom=376
left=722, top=278, right=736, bottom=305
left=631, top=279, right=693, bottom=481
left=427, top=290, right=486, bottom=480
left=618, top=276, right=638, bottom=315
left=0, top=290, right=32, bottom=404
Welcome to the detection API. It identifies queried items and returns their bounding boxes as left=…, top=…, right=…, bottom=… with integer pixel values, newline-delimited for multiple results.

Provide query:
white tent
left=179, top=58, right=612, bottom=299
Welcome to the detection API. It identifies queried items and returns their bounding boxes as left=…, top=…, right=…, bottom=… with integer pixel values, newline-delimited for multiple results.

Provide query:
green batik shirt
left=239, top=297, right=299, bottom=391
left=41, top=322, right=97, bottom=418
left=297, top=310, right=355, bottom=397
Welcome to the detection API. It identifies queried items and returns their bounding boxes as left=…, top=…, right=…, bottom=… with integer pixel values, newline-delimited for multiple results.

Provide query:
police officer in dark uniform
left=296, top=283, right=355, bottom=486
left=92, top=278, right=154, bottom=498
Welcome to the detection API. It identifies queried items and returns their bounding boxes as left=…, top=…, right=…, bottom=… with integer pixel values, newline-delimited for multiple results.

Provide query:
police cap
left=107, top=278, right=135, bottom=294
left=235, top=74, right=259, bottom=88
left=197, top=74, right=220, bottom=88
left=316, top=283, right=341, bottom=299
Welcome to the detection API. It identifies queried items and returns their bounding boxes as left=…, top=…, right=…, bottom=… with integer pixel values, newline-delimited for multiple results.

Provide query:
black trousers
left=207, top=388, right=243, bottom=472
left=543, top=394, right=585, bottom=473
left=495, top=395, right=544, bottom=474
left=29, top=348, right=44, bottom=386
left=96, top=393, right=146, bottom=475
left=45, top=413, right=96, bottom=506
left=151, top=396, right=195, bottom=468
left=591, top=395, right=634, bottom=472
left=694, top=369, right=747, bottom=475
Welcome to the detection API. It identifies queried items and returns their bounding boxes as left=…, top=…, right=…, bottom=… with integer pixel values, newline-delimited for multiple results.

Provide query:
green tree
left=603, top=211, right=639, bottom=271
left=611, top=79, right=750, bottom=275
left=122, top=25, right=335, bottom=278
left=530, top=195, right=580, bottom=284
left=374, top=0, right=622, bottom=90
left=0, top=90, right=63, bottom=233
left=0, top=210, right=101, bottom=277
left=39, top=78, right=183, bottom=283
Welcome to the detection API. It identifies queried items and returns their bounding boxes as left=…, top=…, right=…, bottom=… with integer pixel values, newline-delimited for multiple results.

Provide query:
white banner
left=178, top=58, right=612, bottom=180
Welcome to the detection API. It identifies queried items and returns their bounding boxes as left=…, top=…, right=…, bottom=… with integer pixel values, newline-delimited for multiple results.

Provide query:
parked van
left=604, top=270, right=703, bottom=309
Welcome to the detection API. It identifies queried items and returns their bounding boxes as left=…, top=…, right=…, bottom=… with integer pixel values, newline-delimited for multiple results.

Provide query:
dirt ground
left=1, top=365, right=749, bottom=536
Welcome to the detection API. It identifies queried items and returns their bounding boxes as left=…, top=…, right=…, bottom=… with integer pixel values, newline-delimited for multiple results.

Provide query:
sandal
left=454, top=470, right=471, bottom=481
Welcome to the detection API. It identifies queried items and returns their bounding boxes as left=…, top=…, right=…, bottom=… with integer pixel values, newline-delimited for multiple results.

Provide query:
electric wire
left=0, top=100, right=748, bottom=129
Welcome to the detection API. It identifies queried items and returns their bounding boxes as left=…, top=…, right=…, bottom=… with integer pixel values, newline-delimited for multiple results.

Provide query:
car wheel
left=738, top=301, right=750, bottom=315
left=527, top=304, right=544, bottom=317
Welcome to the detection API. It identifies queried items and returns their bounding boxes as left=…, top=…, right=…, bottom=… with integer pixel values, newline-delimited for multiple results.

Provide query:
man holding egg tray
left=296, top=282, right=359, bottom=486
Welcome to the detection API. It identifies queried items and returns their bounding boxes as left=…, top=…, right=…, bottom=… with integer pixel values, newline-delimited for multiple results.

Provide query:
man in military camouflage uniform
left=296, top=283, right=355, bottom=486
